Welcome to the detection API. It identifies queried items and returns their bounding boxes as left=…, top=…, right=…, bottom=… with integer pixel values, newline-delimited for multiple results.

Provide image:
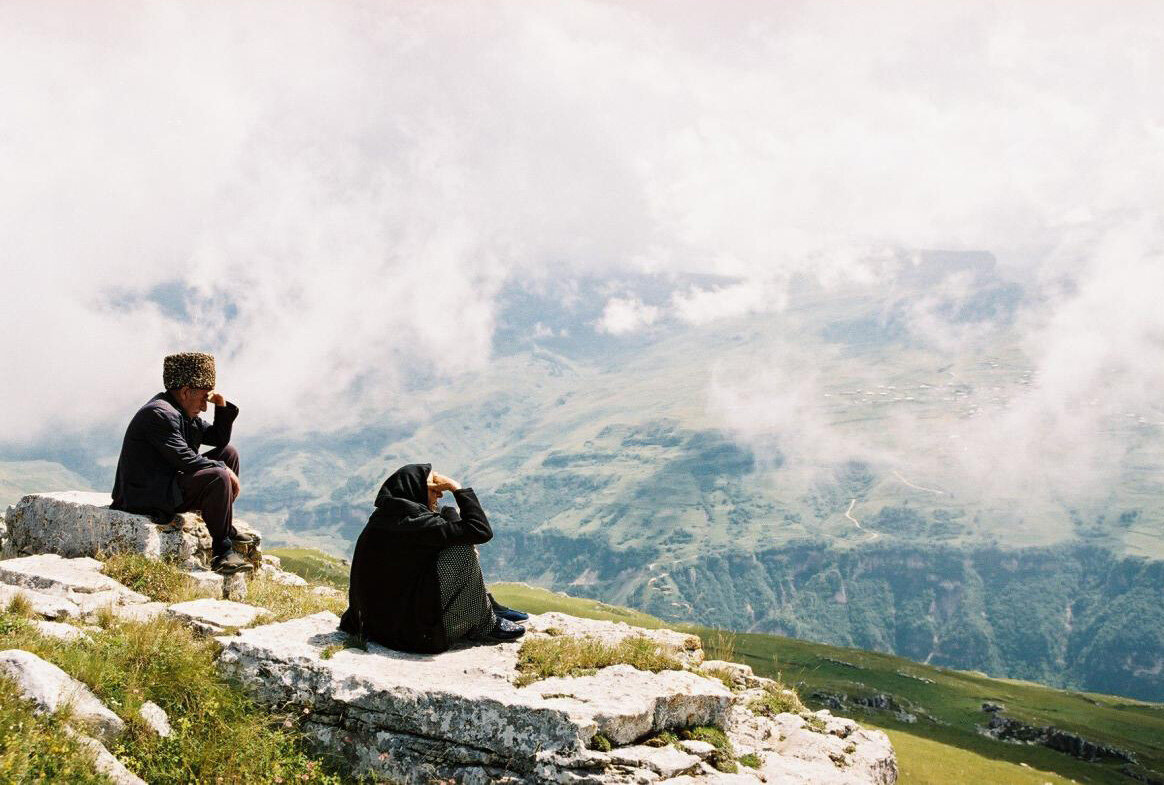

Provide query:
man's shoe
left=230, top=529, right=257, bottom=545
left=490, top=596, right=529, bottom=622
left=485, top=618, right=525, bottom=642
left=212, top=551, right=253, bottom=575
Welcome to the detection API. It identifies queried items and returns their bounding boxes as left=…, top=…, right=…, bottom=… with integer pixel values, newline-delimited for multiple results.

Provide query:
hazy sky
left=2, top=0, right=1163, bottom=495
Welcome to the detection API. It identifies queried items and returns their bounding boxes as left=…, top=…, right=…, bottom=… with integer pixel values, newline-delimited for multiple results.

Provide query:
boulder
left=139, top=700, right=172, bottom=738
left=259, top=563, right=308, bottom=586
left=109, top=601, right=168, bottom=624
left=3, top=492, right=213, bottom=568
left=68, top=728, right=148, bottom=785
left=32, top=620, right=92, bottom=643
left=216, top=612, right=897, bottom=784
left=223, top=571, right=248, bottom=601
left=185, top=569, right=225, bottom=598
left=0, top=649, right=125, bottom=743
left=167, top=598, right=269, bottom=635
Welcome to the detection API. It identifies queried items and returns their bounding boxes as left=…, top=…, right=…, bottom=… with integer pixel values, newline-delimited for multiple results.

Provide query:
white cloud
left=595, top=297, right=660, bottom=335
left=0, top=0, right=1162, bottom=461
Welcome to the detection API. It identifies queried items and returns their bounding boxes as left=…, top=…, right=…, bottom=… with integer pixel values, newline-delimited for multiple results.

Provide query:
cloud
left=595, top=297, right=660, bottom=335
left=0, top=0, right=1162, bottom=474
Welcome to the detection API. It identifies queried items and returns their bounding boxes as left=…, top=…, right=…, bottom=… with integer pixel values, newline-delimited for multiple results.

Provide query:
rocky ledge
left=218, top=611, right=898, bottom=784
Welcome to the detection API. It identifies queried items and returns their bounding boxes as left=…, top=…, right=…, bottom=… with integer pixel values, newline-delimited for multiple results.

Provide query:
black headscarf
left=375, top=463, right=431, bottom=508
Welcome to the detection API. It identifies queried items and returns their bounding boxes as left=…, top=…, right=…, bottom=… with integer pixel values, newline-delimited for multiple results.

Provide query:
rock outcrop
left=218, top=611, right=898, bottom=784
left=3, top=492, right=263, bottom=573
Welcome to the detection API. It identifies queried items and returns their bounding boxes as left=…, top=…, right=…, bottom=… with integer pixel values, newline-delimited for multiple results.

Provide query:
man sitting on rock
left=341, top=463, right=529, bottom=653
left=111, top=352, right=252, bottom=574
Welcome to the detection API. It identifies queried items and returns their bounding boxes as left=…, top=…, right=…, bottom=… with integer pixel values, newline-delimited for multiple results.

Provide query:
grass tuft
left=589, top=733, right=612, bottom=752
left=4, top=592, right=34, bottom=618
left=738, top=752, right=762, bottom=768
left=515, top=635, right=684, bottom=687
left=102, top=553, right=197, bottom=603
left=749, top=680, right=806, bottom=717
left=245, top=574, right=348, bottom=623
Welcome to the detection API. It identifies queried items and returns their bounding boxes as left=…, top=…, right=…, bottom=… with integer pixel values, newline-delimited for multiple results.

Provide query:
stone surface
left=0, top=649, right=125, bottom=743
left=69, top=728, right=148, bottom=785
left=139, top=700, right=172, bottom=738
left=32, top=620, right=92, bottom=643
left=0, top=583, right=80, bottom=619
left=223, top=571, right=249, bottom=601
left=217, top=612, right=897, bottom=784
left=678, top=739, right=717, bottom=758
left=3, top=492, right=212, bottom=567
left=259, top=563, right=308, bottom=586
left=608, top=744, right=701, bottom=776
left=0, top=554, right=152, bottom=620
left=311, top=585, right=344, bottom=599
left=185, top=569, right=225, bottom=597
left=262, top=554, right=282, bottom=569
left=699, top=660, right=765, bottom=691
left=167, top=598, right=269, bottom=635
left=109, top=601, right=168, bottom=624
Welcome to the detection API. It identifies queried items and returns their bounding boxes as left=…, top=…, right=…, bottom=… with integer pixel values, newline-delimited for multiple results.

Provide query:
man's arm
left=142, top=408, right=223, bottom=473
left=199, top=394, right=239, bottom=447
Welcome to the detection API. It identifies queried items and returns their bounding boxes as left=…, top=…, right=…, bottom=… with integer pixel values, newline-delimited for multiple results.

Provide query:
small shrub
left=4, top=593, right=34, bottom=618
left=102, top=553, right=196, bottom=603
left=749, top=681, right=805, bottom=716
left=738, top=752, right=762, bottom=768
left=515, top=635, right=683, bottom=687
left=544, top=627, right=564, bottom=636
left=589, top=733, right=612, bottom=752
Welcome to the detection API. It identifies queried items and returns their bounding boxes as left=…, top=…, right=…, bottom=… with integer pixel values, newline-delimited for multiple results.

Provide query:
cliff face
left=482, top=536, right=1164, bottom=702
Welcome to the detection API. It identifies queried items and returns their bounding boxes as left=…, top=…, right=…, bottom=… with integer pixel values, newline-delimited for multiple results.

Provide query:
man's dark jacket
left=339, top=463, right=493, bottom=654
left=110, top=392, right=239, bottom=518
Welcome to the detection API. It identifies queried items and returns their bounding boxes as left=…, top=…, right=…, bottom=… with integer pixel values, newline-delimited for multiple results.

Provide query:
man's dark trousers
left=177, top=444, right=240, bottom=557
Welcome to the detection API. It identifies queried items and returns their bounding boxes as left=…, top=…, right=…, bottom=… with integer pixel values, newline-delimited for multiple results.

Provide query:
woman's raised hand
left=429, top=471, right=462, bottom=493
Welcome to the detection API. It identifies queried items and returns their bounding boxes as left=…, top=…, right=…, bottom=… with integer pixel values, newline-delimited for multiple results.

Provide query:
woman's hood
left=374, top=463, right=431, bottom=508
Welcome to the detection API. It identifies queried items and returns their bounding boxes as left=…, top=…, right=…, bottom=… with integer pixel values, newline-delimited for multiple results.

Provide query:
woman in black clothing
left=339, top=463, right=527, bottom=653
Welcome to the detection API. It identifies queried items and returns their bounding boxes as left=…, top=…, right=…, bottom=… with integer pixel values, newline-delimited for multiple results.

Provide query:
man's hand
left=227, top=468, right=241, bottom=500
left=429, top=471, right=461, bottom=493
left=208, top=392, right=227, bottom=407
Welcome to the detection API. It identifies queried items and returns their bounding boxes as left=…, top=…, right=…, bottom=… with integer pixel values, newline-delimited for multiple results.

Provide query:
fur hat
left=163, top=352, right=216, bottom=390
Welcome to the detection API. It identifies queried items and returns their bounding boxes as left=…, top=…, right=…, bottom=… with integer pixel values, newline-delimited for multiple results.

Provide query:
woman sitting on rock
left=340, top=463, right=528, bottom=653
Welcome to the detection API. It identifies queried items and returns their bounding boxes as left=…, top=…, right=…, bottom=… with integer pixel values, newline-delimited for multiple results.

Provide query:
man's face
left=175, top=387, right=210, bottom=418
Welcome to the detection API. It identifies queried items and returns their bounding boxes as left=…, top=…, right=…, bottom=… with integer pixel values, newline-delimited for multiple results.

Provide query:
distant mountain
left=0, top=460, right=96, bottom=509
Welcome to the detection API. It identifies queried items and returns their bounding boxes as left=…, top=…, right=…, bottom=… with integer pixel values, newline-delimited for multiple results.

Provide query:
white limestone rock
left=185, top=569, right=225, bottom=598
left=139, top=700, right=172, bottom=738
left=0, top=583, right=80, bottom=619
left=261, top=554, right=282, bottom=569
left=109, top=601, right=168, bottom=624
left=3, top=492, right=212, bottom=567
left=68, top=728, right=148, bottom=785
left=678, top=739, right=717, bottom=758
left=311, top=585, right=344, bottom=599
left=167, top=598, right=269, bottom=635
left=216, top=612, right=896, bottom=784
left=527, top=612, right=705, bottom=667
left=520, top=665, right=734, bottom=745
left=223, top=571, right=249, bottom=601
left=32, top=620, right=92, bottom=643
left=259, top=563, right=308, bottom=586
left=608, top=744, right=701, bottom=776
left=0, top=649, right=126, bottom=743
left=0, top=554, right=150, bottom=620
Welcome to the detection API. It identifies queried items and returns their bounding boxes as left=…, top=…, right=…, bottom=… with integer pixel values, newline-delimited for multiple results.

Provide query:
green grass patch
left=245, top=574, right=347, bottom=623
left=515, top=634, right=684, bottom=687
left=266, top=548, right=350, bottom=589
left=0, top=609, right=343, bottom=784
left=102, top=553, right=197, bottom=603
left=737, top=752, right=762, bottom=768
